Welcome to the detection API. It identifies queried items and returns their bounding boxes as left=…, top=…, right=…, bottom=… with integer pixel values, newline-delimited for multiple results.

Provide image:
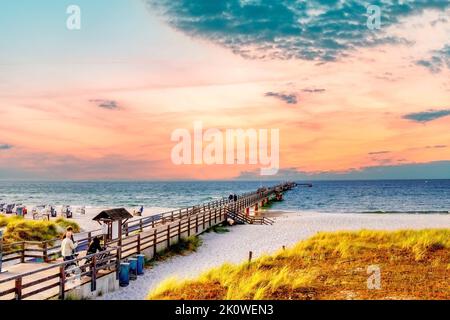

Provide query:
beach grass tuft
left=147, top=229, right=450, bottom=300
left=0, top=214, right=80, bottom=244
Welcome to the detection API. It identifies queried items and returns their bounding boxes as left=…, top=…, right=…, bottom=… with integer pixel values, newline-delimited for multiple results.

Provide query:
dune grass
left=0, top=214, right=80, bottom=244
left=147, top=229, right=450, bottom=300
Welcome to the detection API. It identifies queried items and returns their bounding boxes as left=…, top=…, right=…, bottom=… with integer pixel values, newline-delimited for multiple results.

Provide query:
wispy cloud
left=302, top=88, right=326, bottom=93
left=368, top=151, right=390, bottom=155
left=416, top=44, right=450, bottom=73
left=0, top=144, right=13, bottom=150
left=403, top=109, right=450, bottom=123
left=89, top=99, right=120, bottom=110
left=147, top=0, right=449, bottom=61
left=264, top=91, right=298, bottom=105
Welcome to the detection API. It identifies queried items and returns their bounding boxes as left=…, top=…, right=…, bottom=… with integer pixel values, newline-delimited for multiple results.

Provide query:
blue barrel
left=128, top=258, right=138, bottom=280
left=119, top=262, right=130, bottom=287
left=136, top=254, right=145, bottom=275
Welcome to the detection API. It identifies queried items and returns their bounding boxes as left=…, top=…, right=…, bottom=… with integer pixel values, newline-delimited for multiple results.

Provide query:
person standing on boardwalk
left=61, top=227, right=77, bottom=261
left=87, top=236, right=103, bottom=255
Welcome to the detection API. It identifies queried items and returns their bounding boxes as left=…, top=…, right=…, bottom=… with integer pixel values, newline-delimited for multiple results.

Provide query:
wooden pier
left=0, top=182, right=297, bottom=300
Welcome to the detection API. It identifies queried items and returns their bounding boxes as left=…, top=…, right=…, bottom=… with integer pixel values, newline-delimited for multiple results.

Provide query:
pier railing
left=0, top=192, right=260, bottom=300
left=0, top=182, right=297, bottom=300
left=1, top=184, right=286, bottom=265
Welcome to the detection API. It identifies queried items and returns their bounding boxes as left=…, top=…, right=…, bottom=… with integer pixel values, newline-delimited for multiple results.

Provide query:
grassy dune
left=148, top=229, right=450, bottom=300
left=0, top=215, right=80, bottom=244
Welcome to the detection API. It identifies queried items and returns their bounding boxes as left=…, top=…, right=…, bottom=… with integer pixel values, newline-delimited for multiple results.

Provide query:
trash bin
left=128, top=258, right=138, bottom=280
left=136, top=254, right=145, bottom=275
left=119, top=262, right=130, bottom=287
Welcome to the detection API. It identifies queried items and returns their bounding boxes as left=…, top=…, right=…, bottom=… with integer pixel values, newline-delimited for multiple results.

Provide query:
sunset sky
left=1, top=0, right=450, bottom=180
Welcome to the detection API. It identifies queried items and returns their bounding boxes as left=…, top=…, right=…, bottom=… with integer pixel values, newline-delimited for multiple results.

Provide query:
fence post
left=167, top=224, right=171, bottom=247
left=209, top=210, right=212, bottom=227
left=196, top=215, right=199, bottom=233
left=137, top=233, right=141, bottom=254
left=248, top=251, right=253, bottom=263
left=88, top=232, right=92, bottom=245
left=43, top=242, right=48, bottom=263
left=116, top=247, right=121, bottom=280
left=14, top=277, right=22, bottom=300
left=187, top=216, right=191, bottom=237
left=21, top=242, right=25, bottom=263
left=59, top=266, right=66, bottom=300
left=153, top=229, right=157, bottom=257
left=91, top=255, right=97, bottom=292
left=178, top=220, right=181, bottom=241
left=125, top=223, right=129, bottom=237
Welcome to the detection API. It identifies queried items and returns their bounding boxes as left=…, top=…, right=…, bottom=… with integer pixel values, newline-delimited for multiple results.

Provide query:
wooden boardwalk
left=0, top=182, right=297, bottom=300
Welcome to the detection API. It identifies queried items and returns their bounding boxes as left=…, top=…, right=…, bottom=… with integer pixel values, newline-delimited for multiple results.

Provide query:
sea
left=0, top=180, right=450, bottom=214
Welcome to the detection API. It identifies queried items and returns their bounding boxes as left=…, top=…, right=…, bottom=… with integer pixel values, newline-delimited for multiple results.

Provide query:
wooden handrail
left=0, top=246, right=119, bottom=285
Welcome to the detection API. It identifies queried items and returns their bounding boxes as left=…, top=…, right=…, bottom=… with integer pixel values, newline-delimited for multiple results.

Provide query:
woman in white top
left=61, top=227, right=78, bottom=261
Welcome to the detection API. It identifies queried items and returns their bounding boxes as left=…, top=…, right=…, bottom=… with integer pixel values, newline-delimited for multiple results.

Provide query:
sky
left=0, top=0, right=450, bottom=180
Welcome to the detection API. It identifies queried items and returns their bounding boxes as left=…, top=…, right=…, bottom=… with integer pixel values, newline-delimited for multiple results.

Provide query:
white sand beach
left=97, top=211, right=450, bottom=300
left=19, top=205, right=176, bottom=232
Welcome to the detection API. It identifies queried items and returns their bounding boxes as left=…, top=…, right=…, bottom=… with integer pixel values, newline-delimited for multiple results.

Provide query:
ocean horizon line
left=1, top=178, right=450, bottom=183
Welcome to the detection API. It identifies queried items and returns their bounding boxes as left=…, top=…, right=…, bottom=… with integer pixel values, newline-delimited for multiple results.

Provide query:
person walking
left=61, top=227, right=77, bottom=261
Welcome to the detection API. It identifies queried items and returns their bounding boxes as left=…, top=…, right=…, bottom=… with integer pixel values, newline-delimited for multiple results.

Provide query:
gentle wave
left=1, top=180, right=450, bottom=214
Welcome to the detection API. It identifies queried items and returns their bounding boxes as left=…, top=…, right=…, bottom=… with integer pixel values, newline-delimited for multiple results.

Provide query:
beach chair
left=61, top=205, right=73, bottom=218
left=5, top=204, right=15, bottom=214
left=15, top=205, right=27, bottom=217
left=47, top=205, right=57, bottom=217
left=76, top=206, right=86, bottom=215
left=133, top=206, right=144, bottom=216
left=32, top=205, right=50, bottom=220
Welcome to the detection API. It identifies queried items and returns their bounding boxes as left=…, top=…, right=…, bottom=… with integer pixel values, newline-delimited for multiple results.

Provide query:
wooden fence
left=0, top=246, right=120, bottom=300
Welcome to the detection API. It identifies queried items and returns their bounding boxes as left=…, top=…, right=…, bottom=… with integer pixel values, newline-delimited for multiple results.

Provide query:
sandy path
left=98, top=211, right=450, bottom=300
